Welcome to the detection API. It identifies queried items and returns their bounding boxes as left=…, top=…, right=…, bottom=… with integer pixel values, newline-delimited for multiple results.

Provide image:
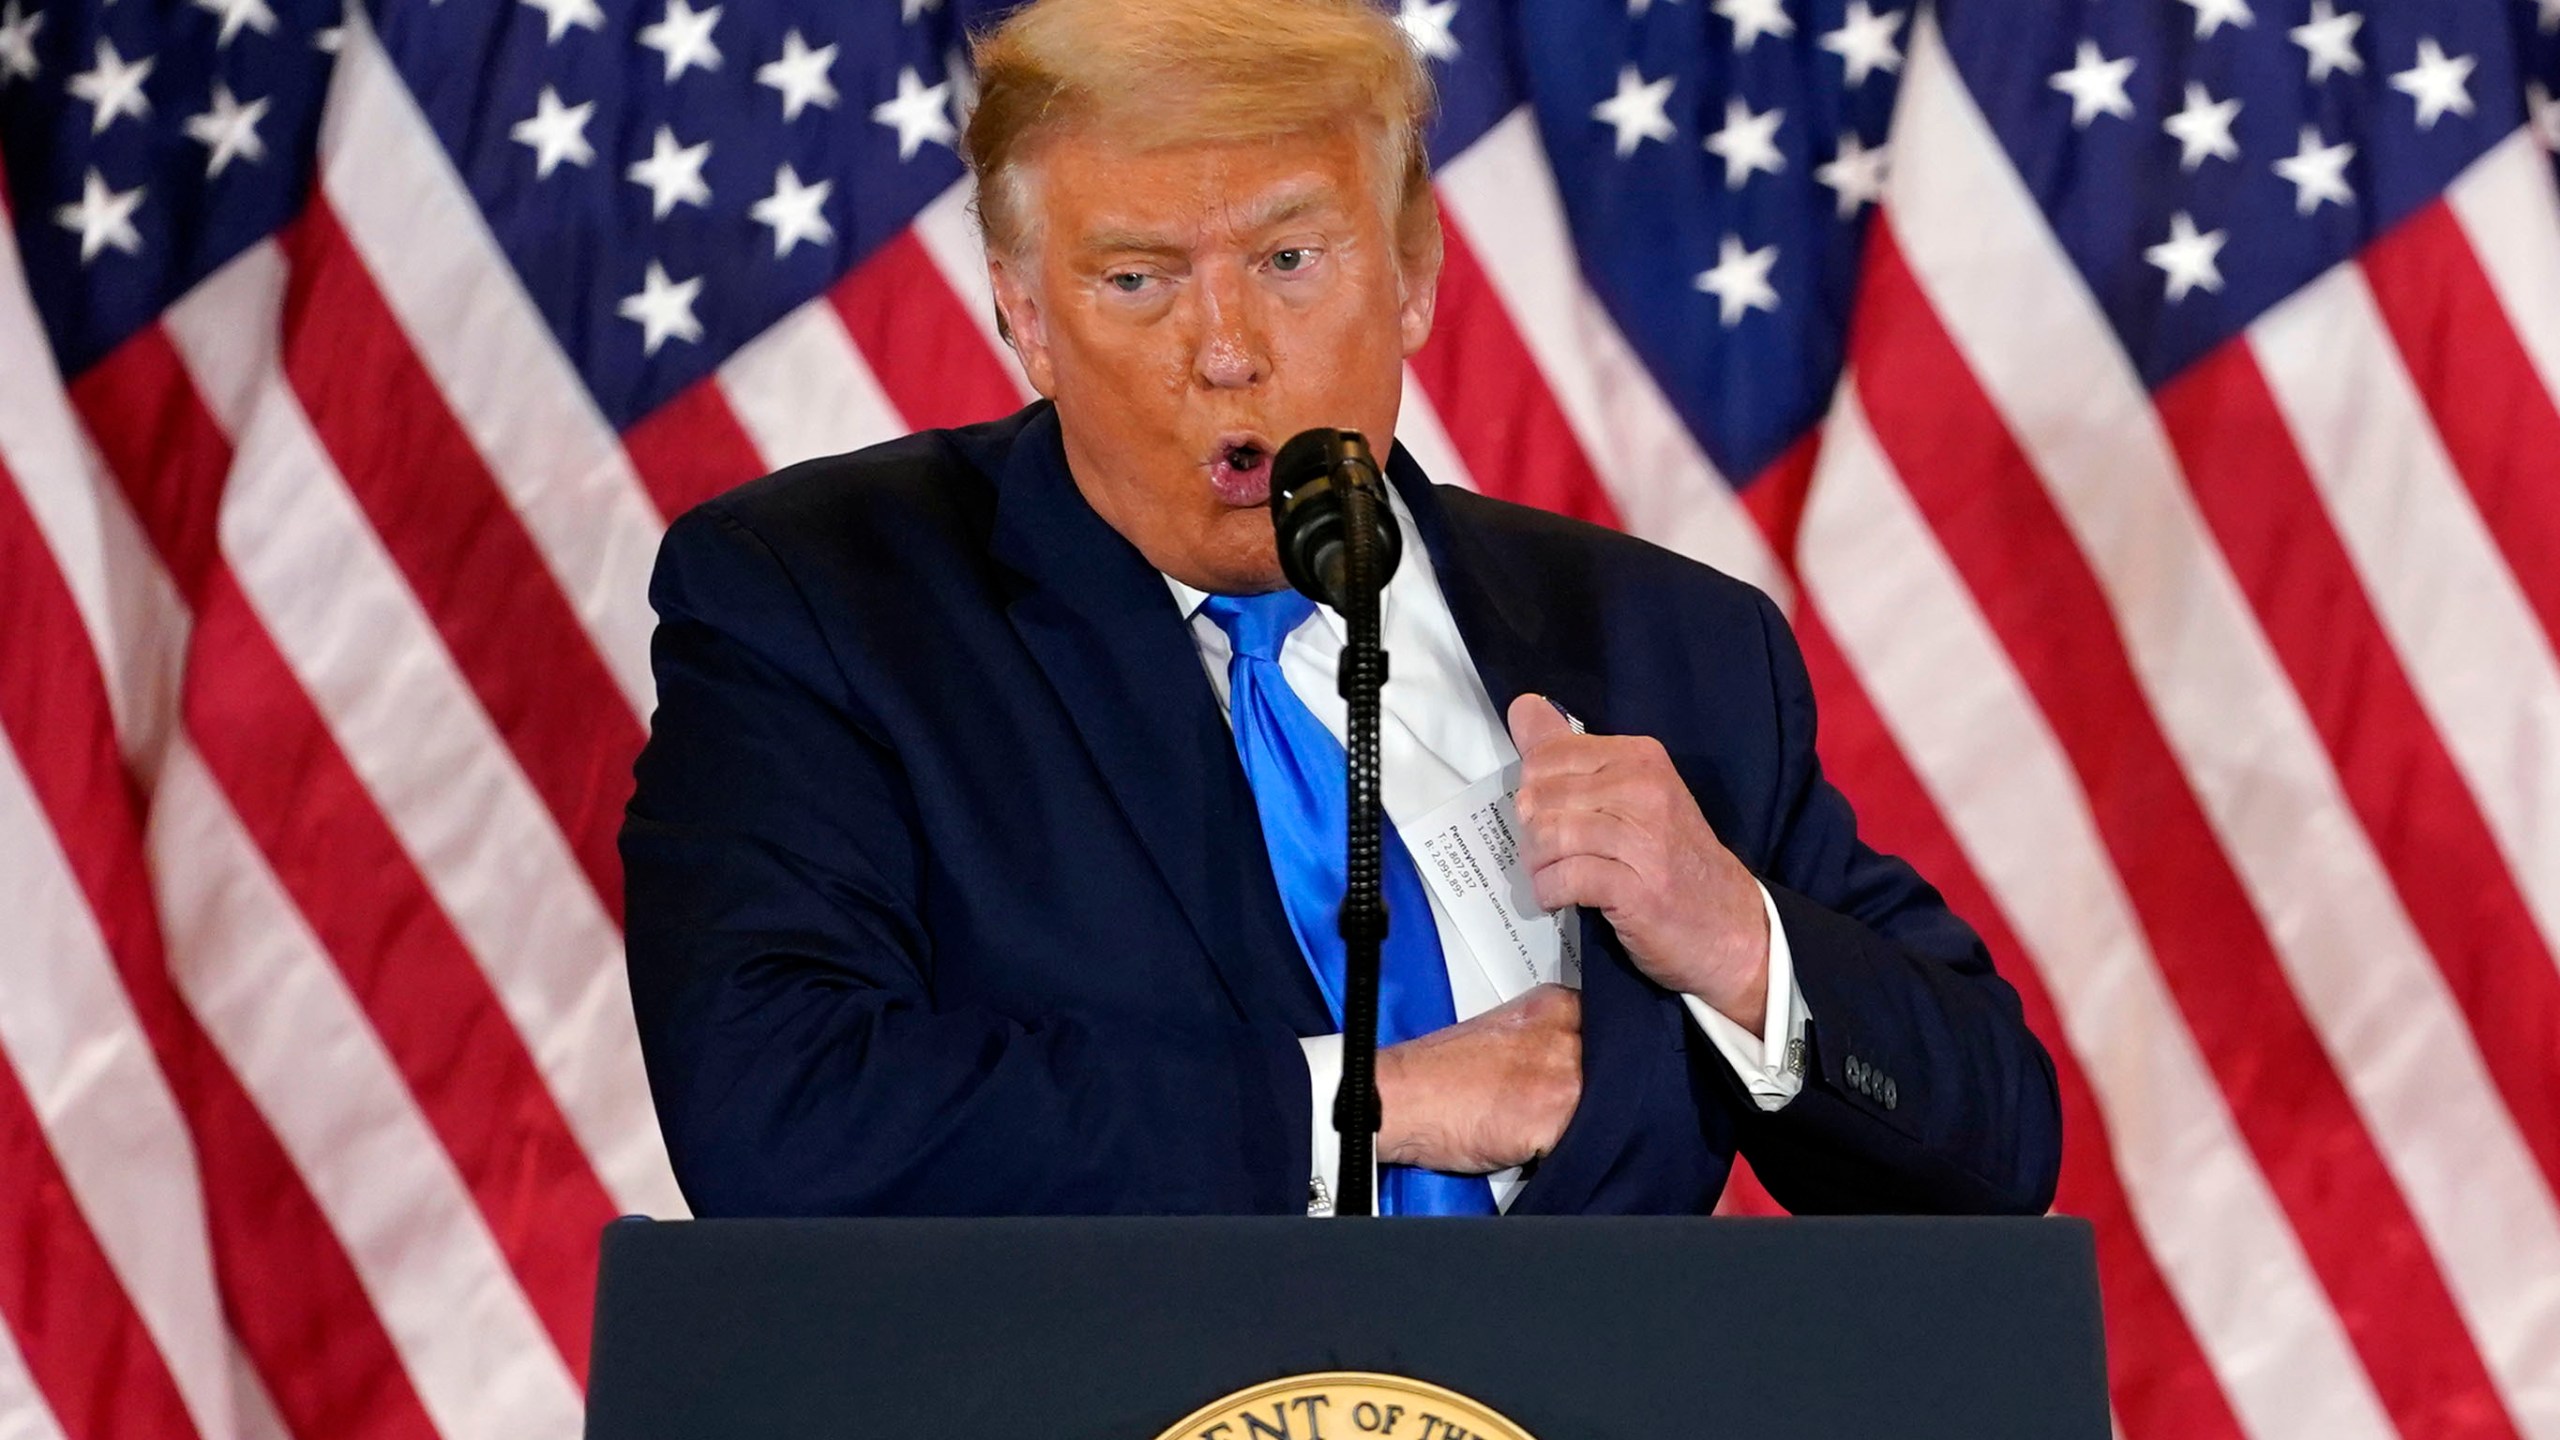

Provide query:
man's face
left=990, top=125, right=1437, bottom=593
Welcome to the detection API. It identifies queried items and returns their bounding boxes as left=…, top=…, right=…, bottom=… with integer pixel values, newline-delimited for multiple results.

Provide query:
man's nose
left=1192, top=267, right=1269, bottom=390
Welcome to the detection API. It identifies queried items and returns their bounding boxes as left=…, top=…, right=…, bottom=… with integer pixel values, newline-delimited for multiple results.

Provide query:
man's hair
left=964, top=0, right=1441, bottom=275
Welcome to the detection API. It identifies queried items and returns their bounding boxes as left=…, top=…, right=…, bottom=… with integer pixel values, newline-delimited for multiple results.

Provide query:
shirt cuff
left=1679, top=880, right=1810, bottom=1112
left=1300, top=1033, right=1343, bottom=1216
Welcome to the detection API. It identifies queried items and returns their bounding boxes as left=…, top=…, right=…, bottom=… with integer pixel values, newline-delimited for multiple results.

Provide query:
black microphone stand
left=1267, top=427, right=1404, bottom=1217
left=1331, top=471, right=1388, bottom=1216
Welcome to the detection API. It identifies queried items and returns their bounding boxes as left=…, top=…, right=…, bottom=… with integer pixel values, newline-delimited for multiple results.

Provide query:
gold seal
left=1151, top=1371, right=1538, bottom=1440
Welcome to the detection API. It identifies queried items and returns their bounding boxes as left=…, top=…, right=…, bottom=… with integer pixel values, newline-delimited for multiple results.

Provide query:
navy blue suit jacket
left=622, top=403, right=2062, bottom=1218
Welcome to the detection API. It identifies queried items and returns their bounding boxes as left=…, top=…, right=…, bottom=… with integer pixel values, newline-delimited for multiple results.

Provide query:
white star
left=1591, top=64, right=1676, bottom=157
left=2177, top=0, right=2252, bottom=39
left=1815, top=132, right=1889, bottom=217
left=2538, top=0, right=2560, bottom=35
left=757, top=30, right=838, bottom=121
left=626, top=126, right=712, bottom=218
left=191, top=0, right=277, bottom=48
left=519, top=0, right=602, bottom=44
left=870, top=66, right=955, bottom=160
left=0, top=1, right=42, bottom=86
left=1397, top=0, right=1459, bottom=62
left=2272, top=125, right=2355, bottom=213
left=1703, top=97, right=1785, bottom=189
left=637, top=0, right=721, bottom=80
left=750, top=163, right=835, bottom=257
left=313, top=23, right=344, bottom=50
left=184, top=81, right=270, bottom=176
left=2162, top=82, right=2241, bottom=171
left=2289, top=1, right=2362, bottom=82
left=2049, top=39, right=2135, bottom=128
left=618, top=261, right=703, bottom=356
left=2526, top=82, right=2560, bottom=155
left=510, top=85, right=595, bottom=178
left=1712, top=0, right=1792, bottom=51
left=1625, top=0, right=1674, bottom=16
left=901, top=0, right=938, bottom=20
left=1694, top=235, right=1779, bottom=325
left=54, top=169, right=144, bottom=264
left=2390, top=38, right=2475, bottom=131
left=2144, top=211, right=2227, bottom=303
left=1818, top=2, right=1903, bottom=88
left=68, top=39, right=154, bottom=136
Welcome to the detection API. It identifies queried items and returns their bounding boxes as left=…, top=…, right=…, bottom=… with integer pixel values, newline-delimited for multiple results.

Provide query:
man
left=620, top=0, right=2060, bottom=1218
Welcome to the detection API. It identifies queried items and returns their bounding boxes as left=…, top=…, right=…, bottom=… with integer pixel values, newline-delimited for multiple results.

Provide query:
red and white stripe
left=1804, top=382, right=2397, bottom=1440
left=318, top=13, right=667, bottom=711
left=5, top=9, right=2559, bottom=1440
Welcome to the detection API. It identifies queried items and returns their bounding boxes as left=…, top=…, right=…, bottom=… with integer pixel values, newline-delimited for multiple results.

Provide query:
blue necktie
left=1201, top=591, right=1499, bottom=1216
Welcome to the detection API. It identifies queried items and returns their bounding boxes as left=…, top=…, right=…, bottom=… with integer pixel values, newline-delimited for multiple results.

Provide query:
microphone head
left=1270, top=427, right=1373, bottom=504
left=1268, top=428, right=1400, bottom=608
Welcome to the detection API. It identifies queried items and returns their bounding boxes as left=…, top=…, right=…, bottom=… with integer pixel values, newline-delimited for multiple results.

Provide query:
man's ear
left=990, top=257, right=1057, bottom=398
left=1396, top=215, right=1444, bottom=358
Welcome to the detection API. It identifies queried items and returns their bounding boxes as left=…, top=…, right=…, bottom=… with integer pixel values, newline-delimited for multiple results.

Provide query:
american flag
left=3, top=0, right=2558, bottom=1432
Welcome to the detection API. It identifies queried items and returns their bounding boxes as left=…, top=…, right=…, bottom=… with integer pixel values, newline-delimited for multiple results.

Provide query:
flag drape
left=4, top=0, right=2558, bottom=1436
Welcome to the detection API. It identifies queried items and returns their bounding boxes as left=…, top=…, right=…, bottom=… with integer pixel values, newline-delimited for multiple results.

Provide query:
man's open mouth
left=1207, top=434, right=1276, bottom=506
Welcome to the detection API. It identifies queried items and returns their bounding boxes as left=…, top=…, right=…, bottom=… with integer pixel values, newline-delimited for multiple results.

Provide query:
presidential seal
left=1151, top=1371, right=1539, bottom=1440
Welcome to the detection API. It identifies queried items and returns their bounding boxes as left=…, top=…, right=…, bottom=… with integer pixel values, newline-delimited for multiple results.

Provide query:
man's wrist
left=1688, top=890, right=1774, bottom=1029
left=1373, top=1040, right=1418, bottom=1166
left=1679, top=881, right=1806, bottom=1110
left=1704, top=968, right=1770, bottom=1033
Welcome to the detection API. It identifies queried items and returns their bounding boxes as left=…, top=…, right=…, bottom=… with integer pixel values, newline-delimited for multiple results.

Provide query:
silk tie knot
left=1200, top=590, right=1317, bottom=665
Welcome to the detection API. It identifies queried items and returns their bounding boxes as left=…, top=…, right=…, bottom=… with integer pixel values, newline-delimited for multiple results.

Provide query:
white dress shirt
left=1165, top=483, right=1808, bottom=1214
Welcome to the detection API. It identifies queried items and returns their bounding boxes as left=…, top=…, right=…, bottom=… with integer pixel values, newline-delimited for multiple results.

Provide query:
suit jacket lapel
left=1387, top=448, right=1665, bottom=1215
left=989, top=408, right=1330, bottom=1032
left=1384, top=450, right=1608, bottom=735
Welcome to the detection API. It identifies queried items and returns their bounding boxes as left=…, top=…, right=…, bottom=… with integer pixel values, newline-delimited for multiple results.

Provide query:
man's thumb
left=1507, top=692, right=1574, bottom=754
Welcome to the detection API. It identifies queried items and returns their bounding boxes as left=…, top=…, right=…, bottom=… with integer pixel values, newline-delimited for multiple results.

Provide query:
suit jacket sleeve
left=621, top=505, right=1313, bottom=1217
left=1731, top=589, right=2063, bottom=1216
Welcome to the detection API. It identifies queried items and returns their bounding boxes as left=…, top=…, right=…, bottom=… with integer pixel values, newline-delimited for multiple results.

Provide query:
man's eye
left=1271, top=248, right=1314, bottom=273
left=1107, top=272, right=1150, bottom=293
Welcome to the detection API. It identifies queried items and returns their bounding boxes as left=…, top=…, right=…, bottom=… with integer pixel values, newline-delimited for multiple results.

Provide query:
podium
left=584, top=1215, right=2107, bottom=1439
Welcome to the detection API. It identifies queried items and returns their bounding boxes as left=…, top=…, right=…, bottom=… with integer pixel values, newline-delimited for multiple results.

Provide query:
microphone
left=1269, top=428, right=1401, bottom=609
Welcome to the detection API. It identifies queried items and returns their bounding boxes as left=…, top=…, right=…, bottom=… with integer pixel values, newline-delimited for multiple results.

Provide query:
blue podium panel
left=585, top=1216, right=2108, bottom=1440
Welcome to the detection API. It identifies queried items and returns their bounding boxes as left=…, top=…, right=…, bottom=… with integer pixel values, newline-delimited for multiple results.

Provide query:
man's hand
left=1507, top=692, right=1771, bottom=1028
left=1375, top=984, right=1582, bottom=1174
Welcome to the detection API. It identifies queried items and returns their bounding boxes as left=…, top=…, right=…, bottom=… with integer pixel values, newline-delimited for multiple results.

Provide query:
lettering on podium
left=1155, top=1372, right=1538, bottom=1440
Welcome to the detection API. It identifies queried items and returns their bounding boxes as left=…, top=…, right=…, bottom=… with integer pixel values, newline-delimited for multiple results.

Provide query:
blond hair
left=965, top=0, right=1440, bottom=270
